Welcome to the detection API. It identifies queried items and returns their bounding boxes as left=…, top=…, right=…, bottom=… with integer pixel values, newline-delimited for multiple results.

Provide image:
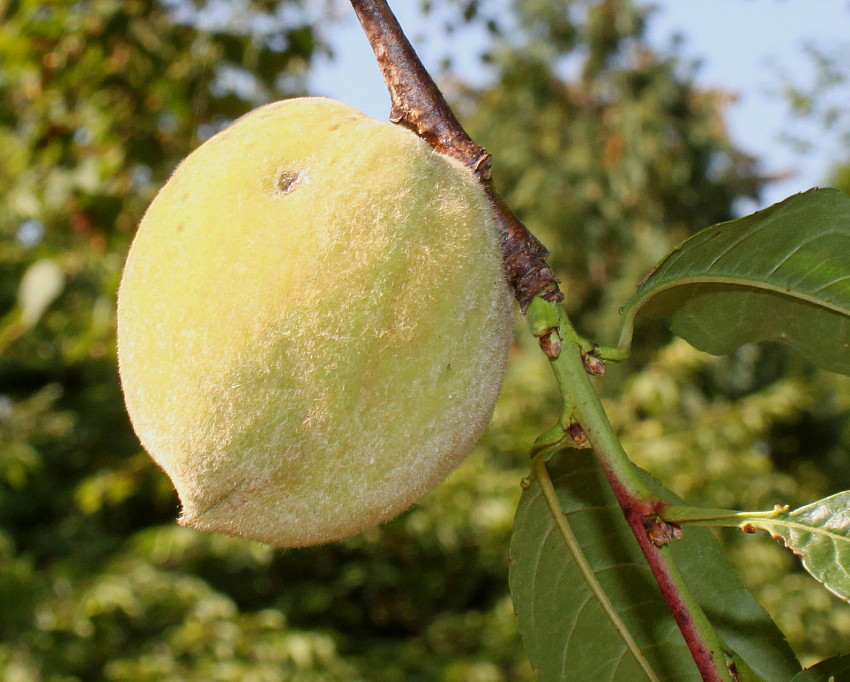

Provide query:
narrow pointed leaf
left=736, top=492, right=850, bottom=602
left=790, top=654, right=850, bottom=681
left=619, top=188, right=850, bottom=376
left=509, top=449, right=799, bottom=682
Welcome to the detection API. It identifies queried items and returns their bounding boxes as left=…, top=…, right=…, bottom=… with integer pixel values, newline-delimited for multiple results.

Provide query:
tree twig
left=349, top=0, right=561, bottom=309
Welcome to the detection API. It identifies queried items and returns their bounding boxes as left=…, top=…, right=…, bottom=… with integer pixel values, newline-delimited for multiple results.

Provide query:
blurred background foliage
left=1, top=0, right=849, bottom=679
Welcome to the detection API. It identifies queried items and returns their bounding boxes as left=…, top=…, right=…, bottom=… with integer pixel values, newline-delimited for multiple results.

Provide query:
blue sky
left=310, top=0, right=849, bottom=212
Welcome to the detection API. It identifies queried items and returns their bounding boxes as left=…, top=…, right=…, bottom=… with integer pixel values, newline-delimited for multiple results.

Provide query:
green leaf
left=510, top=449, right=800, bottom=682
left=735, top=492, right=850, bottom=603
left=618, top=188, right=850, bottom=375
left=790, top=654, right=850, bottom=681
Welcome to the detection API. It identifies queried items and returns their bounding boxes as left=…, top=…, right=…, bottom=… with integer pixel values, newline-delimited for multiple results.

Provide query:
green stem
left=593, top=343, right=630, bottom=363
left=526, top=296, right=734, bottom=682
left=528, top=297, right=654, bottom=500
left=661, top=504, right=791, bottom=527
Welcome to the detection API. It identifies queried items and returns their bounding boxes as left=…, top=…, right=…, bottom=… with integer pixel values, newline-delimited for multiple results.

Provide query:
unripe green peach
left=117, top=97, right=512, bottom=547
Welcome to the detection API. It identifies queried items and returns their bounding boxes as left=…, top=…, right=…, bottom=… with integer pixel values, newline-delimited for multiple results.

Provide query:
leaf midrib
left=755, top=517, right=850, bottom=547
left=619, top=274, right=850, bottom=349
left=533, top=456, right=663, bottom=682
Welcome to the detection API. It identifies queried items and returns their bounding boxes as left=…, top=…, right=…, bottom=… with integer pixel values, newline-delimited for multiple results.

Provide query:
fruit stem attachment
left=349, top=0, right=561, bottom=309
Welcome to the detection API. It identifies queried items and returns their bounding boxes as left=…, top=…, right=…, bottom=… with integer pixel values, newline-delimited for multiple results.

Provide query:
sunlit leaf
left=736, top=492, right=850, bottom=602
left=619, top=188, right=850, bottom=375
left=509, top=449, right=799, bottom=682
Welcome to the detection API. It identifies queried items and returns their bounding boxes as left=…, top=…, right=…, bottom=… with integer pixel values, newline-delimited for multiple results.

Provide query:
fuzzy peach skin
left=117, top=97, right=512, bottom=547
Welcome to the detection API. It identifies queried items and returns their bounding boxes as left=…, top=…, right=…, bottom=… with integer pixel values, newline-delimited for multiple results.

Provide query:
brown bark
left=349, top=0, right=562, bottom=309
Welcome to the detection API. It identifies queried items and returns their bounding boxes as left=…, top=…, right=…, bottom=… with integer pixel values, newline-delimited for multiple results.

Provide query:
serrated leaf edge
left=747, top=516, right=850, bottom=602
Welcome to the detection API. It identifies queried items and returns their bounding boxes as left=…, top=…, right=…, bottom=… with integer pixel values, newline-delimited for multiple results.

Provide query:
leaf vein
left=560, top=593, right=594, bottom=679
left=533, top=457, right=662, bottom=682
left=813, top=273, right=850, bottom=294
left=704, top=214, right=782, bottom=272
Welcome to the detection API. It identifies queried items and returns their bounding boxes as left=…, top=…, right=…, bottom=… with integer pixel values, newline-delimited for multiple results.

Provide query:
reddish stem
left=601, top=465, right=727, bottom=682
